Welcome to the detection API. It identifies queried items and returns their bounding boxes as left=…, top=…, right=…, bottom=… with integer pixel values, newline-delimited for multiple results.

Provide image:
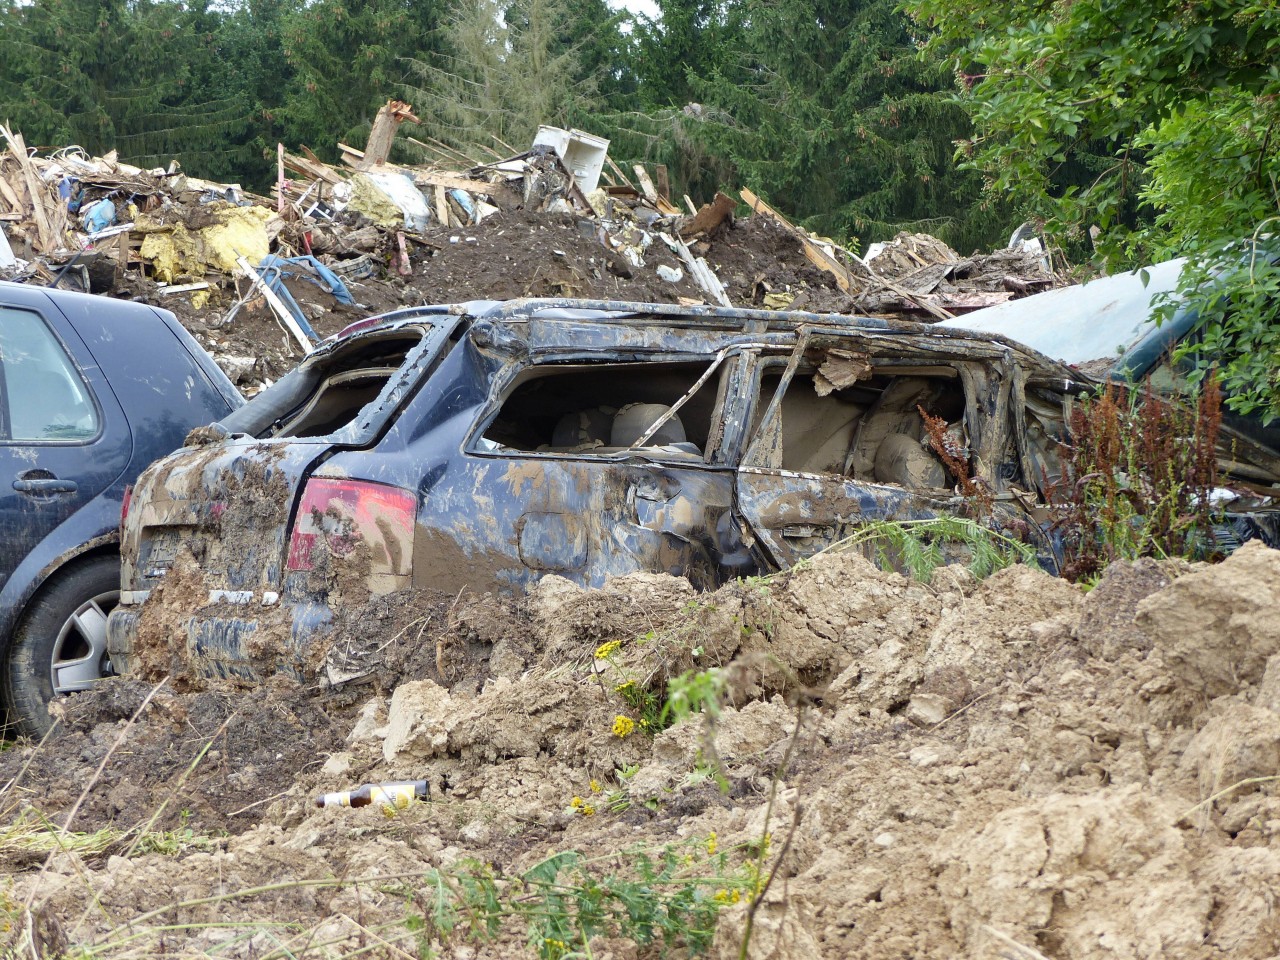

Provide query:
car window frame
left=463, top=348, right=757, bottom=468
left=738, top=341, right=1002, bottom=496
left=0, top=304, right=104, bottom=446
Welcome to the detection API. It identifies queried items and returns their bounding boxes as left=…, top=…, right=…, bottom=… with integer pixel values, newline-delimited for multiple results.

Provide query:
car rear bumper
left=107, top=591, right=335, bottom=683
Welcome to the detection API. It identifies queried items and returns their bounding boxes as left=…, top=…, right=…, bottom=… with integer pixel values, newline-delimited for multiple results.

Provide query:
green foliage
left=828, top=517, right=1041, bottom=582
left=0, top=0, right=258, bottom=176
left=405, top=0, right=624, bottom=158
left=404, top=841, right=749, bottom=959
left=681, top=0, right=1006, bottom=250
left=906, top=0, right=1280, bottom=418
left=280, top=0, right=443, bottom=158
left=663, top=667, right=726, bottom=727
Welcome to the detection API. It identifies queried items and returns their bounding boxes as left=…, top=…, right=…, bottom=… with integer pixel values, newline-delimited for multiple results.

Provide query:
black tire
left=4, top=555, right=120, bottom=738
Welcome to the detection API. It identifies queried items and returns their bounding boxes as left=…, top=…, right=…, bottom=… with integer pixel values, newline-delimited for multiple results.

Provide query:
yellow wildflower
left=612, top=715, right=636, bottom=738
left=714, top=888, right=742, bottom=904
left=570, top=796, right=584, bottom=809
left=589, top=779, right=601, bottom=793
left=581, top=803, right=596, bottom=816
left=706, top=831, right=718, bottom=856
left=594, top=640, right=622, bottom=659
left=614, top=679, right=636, bottom=694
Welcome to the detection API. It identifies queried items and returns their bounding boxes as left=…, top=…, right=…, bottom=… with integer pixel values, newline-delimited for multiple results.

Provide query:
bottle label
left=370, top=784, right=416, bottom=810
left=318, top=791, right=352, bottom=808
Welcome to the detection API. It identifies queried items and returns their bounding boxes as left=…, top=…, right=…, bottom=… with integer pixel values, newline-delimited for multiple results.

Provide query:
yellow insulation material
left=138, top=205, right=274, bottom=282
left=348, top=173, right=403, bottom=229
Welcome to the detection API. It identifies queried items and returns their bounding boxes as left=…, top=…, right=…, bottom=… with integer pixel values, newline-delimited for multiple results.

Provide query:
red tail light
left=286, top=478, right=416, bottom=584
left=120, top=484, right=133, bottom=528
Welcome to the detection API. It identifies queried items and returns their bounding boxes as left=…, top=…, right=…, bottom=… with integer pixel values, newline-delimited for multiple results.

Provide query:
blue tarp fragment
left=254, top=254, right=360, bottom=344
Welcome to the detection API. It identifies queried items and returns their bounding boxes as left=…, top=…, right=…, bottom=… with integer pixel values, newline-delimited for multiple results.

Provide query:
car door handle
left=13, top=476, right=78, bottom=495
left=781, top=523, right=835, bottom=539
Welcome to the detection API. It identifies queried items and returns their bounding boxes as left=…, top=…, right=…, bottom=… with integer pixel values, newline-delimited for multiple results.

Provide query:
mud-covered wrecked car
left=105, top=299, right=1280, bottom=683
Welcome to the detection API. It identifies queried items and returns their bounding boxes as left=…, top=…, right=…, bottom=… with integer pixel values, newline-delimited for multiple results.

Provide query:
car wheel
left=4, top=555, right=120, bottom=738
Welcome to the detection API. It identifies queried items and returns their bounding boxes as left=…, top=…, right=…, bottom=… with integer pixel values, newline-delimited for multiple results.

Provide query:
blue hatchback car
left=0, top=281, right=241, bottom=735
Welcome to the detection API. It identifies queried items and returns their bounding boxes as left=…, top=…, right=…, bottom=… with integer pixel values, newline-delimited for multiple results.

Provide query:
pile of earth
left=6, top=542, right=1277, bottom=958
left=137, top=212, right=862, bottom=395
left=127, top=213, right=1053, bottom=396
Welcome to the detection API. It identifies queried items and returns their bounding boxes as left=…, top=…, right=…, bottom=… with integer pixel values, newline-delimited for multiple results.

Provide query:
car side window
left=744, top=354, right=972, bottom=491
left=476, top=358, right=724, bottom=462
left=0, top=307, right=98, bottom=442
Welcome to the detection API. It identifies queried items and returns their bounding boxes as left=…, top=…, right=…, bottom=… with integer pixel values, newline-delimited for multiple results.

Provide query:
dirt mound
left=3, top=545, right=1279, bottom=958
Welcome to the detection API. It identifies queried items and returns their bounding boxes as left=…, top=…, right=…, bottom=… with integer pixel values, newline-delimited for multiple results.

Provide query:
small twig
left=1177, top=776, right=1280, bottom=824
left=229, top=791, right=292, bottom=818
left=931, top=689, right=995, bottom=730
left=982, top=924, right=1054, bottom=960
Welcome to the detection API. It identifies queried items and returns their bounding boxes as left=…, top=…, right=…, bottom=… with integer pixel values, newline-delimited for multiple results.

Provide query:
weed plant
left=826, top=516, right=1041, bottom=582
left=404, top=838, right=753, bottom=959
left=1050, top=374, right=1222, bottom=580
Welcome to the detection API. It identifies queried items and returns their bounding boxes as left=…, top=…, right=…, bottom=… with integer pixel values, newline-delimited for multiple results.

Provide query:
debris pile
left=2, top=542, right=1279, bottom=958
left=1, top=109, right=1060, bottom=394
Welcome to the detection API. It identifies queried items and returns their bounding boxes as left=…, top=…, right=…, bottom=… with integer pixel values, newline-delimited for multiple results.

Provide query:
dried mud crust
left=4, top=544, right=1280, bottom=959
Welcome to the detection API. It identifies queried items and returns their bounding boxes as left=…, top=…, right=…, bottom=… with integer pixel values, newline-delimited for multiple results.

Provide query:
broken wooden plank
left=633, top=166, right=681, bottom=214
left=277, top=143, right=286, bottom=212
left=0, top=173, right=23, bottom=215
left=740, top=188, right=956, bottom=320
left=606, top=156, right=634, bottom=189
left=2, top=127, right=54, bottom=253
left=633, top=164, right=659, bottom=204
left=679, top=192, right=736, bottom=240
left=433, top=185, right=449, bottom=226
left=404, top=136, right=477, bottom=169
left=741, top=188, right=856, bottom=289
left=414, top=171, right=500, bottom=196
left=156, top=281, right=212, bottom=295
left=284, top=151, right=345, bottom=186
left=655, top=164, right=671, bottom=202
left=337, top=141, right=366, bottom=169
left=491, top=133, right=519, bottom=156
left=683, top=195, right=698, bottom=216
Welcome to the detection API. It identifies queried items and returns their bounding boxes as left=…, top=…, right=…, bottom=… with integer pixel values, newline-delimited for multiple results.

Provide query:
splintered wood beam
left=606, top=156, right=634, bottom=188
left=362, top=100, right=420, bottom=168
left=679, top=192, right=736, bottom=239
left=740, top=188, right=860, bottom=292
left=2, top=127, right=54, bottom=253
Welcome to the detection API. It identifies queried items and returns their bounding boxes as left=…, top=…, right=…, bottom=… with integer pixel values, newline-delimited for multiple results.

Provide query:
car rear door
left=731, top=337, right=1055, bottom=572
left=0, top=286, right=131, bottom=590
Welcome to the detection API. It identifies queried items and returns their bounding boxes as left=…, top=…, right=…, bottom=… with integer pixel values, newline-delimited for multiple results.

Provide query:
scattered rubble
left=2, top=108, right=1060, bottom=395
left=2, top=543, right=1279, bottom=958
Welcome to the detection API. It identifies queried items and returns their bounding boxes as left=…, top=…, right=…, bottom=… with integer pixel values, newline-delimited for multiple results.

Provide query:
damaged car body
left=105, top=299, right=1280, bottom=683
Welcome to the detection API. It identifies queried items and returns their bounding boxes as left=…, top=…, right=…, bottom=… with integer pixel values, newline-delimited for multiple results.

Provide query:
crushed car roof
left=935, top=257, right=1189, bottom=372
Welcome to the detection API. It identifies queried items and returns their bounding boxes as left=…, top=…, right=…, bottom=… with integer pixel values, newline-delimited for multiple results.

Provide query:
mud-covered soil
left=3, top=542, right=1279, bottom=958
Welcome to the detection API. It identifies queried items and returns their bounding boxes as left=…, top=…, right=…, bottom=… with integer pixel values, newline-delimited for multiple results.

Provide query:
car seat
left=551, top=407, right=613, bottom=450
left=610, top=403, right=702, bottom=456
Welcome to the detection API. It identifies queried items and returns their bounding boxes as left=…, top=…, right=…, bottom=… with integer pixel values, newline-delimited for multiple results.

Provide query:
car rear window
left=0, top=306, right=99, bottom=442
left=478, top=359, right=722, bottom=461
left=219, top=317, right=462, bottom=446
